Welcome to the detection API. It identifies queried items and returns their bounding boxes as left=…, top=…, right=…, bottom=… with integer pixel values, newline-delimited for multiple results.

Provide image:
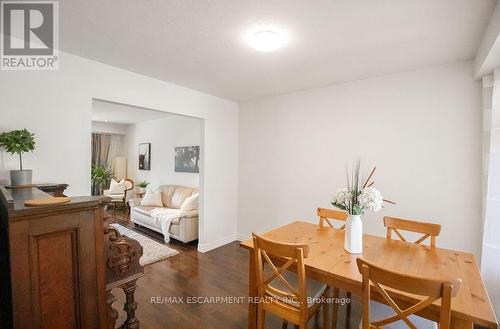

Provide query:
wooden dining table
left=240, top=221, right=498, bottom=329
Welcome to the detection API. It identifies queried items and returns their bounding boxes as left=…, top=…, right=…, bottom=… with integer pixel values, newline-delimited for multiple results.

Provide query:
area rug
left=110, top=223, right=179, bottom=266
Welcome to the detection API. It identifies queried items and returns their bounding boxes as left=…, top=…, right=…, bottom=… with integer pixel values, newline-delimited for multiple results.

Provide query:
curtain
left=91, top=133, right=111, bottom=167
left=481, top=69, right=500, bottom=317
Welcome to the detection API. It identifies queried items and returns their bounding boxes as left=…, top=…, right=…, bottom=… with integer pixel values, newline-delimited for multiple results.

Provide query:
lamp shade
left=113, top=156, right=127, bottom=180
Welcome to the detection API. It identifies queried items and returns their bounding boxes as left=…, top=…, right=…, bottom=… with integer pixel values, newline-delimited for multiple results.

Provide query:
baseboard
left=197, top=233, right=238, bottom=253
left=237, top=233, right=251, bottom=241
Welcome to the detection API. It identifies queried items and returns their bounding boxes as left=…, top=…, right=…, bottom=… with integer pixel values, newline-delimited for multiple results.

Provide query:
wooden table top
left=240, top=221, right=498, bottom=329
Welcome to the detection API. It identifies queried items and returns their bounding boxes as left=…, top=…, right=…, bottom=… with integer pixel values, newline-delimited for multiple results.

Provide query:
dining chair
left=317, top=208, right=351, bottom=329
left=317, top=207, right=348, bottom=229
left=383, top=216, right=441, bottom=247
left=356, top=258, right=461, bottom=329
left=252, top=233, right=330, bottom=329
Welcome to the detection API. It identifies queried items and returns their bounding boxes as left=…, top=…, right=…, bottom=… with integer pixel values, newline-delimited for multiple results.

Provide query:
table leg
left=248, top=250, right=258, bottom=329
left=450, top=318, right=473, bottom=329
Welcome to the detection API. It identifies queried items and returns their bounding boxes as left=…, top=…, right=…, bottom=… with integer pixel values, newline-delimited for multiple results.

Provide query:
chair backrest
left=252, top=233, right=310, bottom=314
left=356, top=258, right=461, bottom=329
left=124, top=179, right=134, bottom=192
left=384, top=216, right=441, bottom=247
left=317, top=207, right=348, bottom=229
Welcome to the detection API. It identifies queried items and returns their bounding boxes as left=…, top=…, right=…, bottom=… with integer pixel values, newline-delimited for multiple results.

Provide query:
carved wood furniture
left=36, top=183, right=69, bottom=196
left=241, top=221, right=498, bottom=329
left=5, top=183, right=69, bottom=196
left=0, top=185, right=108, bottom=328
left=252, top=233, right=330, bottom=329
left=357, top=258, right=461, bottom=329
left=0, top=185, right=145, bottom=329
left=316, top=207, right=351, bottom=329
left=104, top=223, right=144, bottom=329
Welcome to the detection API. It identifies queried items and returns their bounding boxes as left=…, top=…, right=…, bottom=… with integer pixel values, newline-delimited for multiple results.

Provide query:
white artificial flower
left=332, top=188, right=352, bottom=205
left=358, top=187, right=383, bottom=212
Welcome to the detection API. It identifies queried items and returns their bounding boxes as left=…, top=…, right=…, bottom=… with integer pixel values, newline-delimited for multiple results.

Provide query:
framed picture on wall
left=175, top=146, right=200, bottom=173
left=139, top=143, right=151, bottom=170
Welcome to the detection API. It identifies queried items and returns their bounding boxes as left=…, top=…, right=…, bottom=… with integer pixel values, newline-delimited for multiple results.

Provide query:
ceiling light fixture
left=248, top=30, right=286, bottom=52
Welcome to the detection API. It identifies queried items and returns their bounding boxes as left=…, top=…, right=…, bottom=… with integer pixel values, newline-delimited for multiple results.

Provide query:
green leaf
left=353, top=205, right=364, bottom=216
left=0, top=129, right=35, bottom=155
left=330, top=202, right=347, bottom=211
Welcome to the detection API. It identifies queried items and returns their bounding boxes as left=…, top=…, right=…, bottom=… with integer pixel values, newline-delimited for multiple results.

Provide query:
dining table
left=240, top=221, right=498, bottom=329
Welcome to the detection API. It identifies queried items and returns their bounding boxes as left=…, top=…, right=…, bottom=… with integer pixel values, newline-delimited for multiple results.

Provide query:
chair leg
left=323, top=301, right=330, bottom=329
left=332, top=287, right=339, bottom=329
left=257, top=304, right=266, bottom=329
left=346, top=291, right=352, bottom=329
left=282, top=320, right=288, bottom=329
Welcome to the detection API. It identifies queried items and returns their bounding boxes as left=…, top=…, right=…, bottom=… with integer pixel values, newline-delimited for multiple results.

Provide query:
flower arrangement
left=331, top=160, right=394, bottom=215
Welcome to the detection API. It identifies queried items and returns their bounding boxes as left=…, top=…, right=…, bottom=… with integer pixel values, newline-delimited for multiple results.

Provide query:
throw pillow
left=140, top=189, right=163, bottom=207
left=180, top=193, right=199, bottom=212
left=108, top=178, right=125, bottom=195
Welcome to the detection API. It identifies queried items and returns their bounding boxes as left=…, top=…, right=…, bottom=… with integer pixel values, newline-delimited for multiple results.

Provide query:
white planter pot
left=344, top=214, right=363, bottom=254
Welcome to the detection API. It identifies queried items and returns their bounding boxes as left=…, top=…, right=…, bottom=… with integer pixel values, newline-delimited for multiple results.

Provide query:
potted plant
left=137, top=181, right=150, bottom=194
left=91, top=163, right=112, bottom=196
left=331, top=160, right=395, bottom=253
left=0, top=129, right=36, bottom=186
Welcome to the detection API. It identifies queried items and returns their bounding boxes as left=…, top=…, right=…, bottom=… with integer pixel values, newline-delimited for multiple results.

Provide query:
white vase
left=345, top=214, right=363, bottom=254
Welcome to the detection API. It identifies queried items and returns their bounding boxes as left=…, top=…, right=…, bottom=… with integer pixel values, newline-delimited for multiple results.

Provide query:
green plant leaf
left=0, top=129, right=35, bottom=155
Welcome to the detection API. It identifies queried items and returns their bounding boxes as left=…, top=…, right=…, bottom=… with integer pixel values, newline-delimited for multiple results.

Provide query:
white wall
left=125, top=115, right=201, bottom=189
left=0, top=51, right=238, bottom=252
left=238, top=61, right=482, bottom=256
left=92, top=121, right=130, bottom=135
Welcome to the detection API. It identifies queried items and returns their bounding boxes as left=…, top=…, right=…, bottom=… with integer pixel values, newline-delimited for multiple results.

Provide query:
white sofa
left=129, top=185, right=199, bottom=243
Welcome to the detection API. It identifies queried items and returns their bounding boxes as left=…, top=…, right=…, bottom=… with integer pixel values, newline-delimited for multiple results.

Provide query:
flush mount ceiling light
left=248, top=30, right=286, bottom=52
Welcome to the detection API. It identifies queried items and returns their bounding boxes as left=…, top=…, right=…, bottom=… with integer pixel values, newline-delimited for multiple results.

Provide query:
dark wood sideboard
left=0, top=186, right=108, bottom=328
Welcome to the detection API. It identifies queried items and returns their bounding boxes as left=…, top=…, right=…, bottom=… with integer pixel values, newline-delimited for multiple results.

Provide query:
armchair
left=104, top=178, right=134, bottom=217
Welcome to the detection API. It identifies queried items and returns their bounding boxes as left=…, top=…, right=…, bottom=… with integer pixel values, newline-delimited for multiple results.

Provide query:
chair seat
left=359, top=301, right=437, bottom=329
left=267, top=270, right=327, bottom=308
left=105, top=193, right=125, bottom=200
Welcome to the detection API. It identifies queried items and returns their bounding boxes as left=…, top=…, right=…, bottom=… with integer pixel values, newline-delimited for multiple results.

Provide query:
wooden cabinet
left=0, top=186, right=107, bottom=329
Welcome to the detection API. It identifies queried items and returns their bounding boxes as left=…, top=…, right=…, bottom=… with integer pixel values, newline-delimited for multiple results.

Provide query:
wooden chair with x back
left=252, top=233, right=330, bottom=329
left=356, top=258, right=461, bottom=329
left=383, top=216, right=441, bottom=247
left=317, top=207, right=349, bottom=229
left=317, top=208, right=351, bottom=329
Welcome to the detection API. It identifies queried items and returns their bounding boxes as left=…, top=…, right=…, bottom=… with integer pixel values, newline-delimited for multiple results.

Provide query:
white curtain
left=107, top=135, right=123, bottom=165
left=482, top=69, right=500, bottom=317
left=92, top=133, right=124, bottom=169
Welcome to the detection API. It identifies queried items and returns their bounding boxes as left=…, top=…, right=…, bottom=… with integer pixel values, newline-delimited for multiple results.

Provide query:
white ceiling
left=61, top=0, right=496, bottom=101
left=91, top=100, right=172, bottom=124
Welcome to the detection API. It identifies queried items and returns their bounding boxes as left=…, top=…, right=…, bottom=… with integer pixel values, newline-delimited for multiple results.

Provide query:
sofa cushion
left=170, top=186, right=195, bottom=209
left=180, top=193, right=199, bottom=212
left=140, top=189, right=163, bottom=207
left=158, top=185, right=177, bottom=208
left=133, top=205, right=158, bottom=216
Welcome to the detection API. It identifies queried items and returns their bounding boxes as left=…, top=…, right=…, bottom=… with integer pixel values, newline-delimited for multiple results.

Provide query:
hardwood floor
left=108, top=210, right=359, bottom=329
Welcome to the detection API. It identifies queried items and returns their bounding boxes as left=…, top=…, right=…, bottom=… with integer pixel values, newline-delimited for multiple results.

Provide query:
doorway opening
left=90, top=99, right=202, bottom=248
